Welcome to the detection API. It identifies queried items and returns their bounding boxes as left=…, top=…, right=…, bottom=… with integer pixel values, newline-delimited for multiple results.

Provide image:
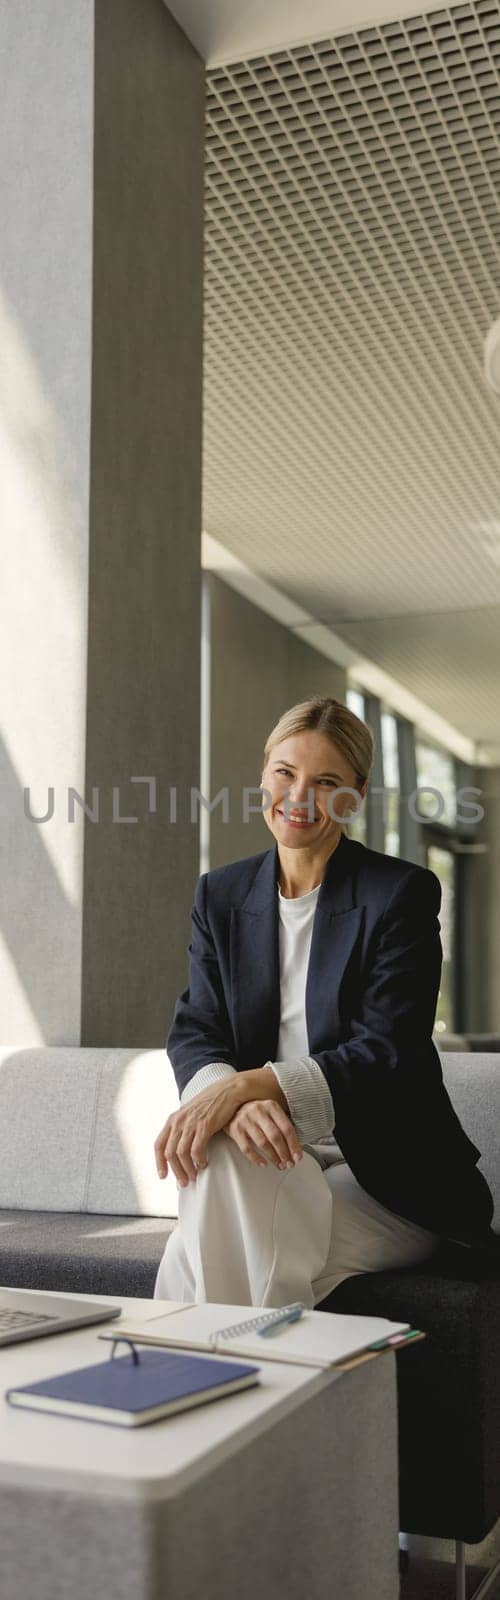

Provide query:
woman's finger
left=154, top=1124, right=171, bottom=1178
left=190, top=1122, right=213, bottom=1171
left=250, top=1131, right=287, bottom=1168
left=243, top=1106, right=295, bottom=1167
left=252, top=1111, right=294, bottom=1167
left=176, top=1134, right=200, bottom=1183
left=230, top=1105, right=290, bottom=1168
left=154, top=1144, right=168, bottom=1179
left=261, top=1101, right=303, bottom=1163
left=225, top=1125, right=267, bottom=1168
left=165, top=1126, right=196, bottom=1187
left=166, top=1150, right=191, bottom=1187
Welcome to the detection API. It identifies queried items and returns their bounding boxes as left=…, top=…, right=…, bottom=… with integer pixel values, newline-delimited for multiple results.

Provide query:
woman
left=154, top=697, right=493, bottom=1307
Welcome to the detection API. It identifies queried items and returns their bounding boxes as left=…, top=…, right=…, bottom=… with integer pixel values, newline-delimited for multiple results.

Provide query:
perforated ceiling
left=203, top=1, right=500, bottom=751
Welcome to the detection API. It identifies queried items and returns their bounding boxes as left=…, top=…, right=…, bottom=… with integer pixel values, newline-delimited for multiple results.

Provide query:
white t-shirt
left=181, top=883, right=336, bottom=1145
left=270, top=884, right=336, bottom=1144
left=276, top=882, right=320, bottom=1058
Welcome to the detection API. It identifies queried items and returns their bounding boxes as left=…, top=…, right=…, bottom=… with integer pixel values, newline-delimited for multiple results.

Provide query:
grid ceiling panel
left=204, top=0, right=500, bottom=727
left=332, top=602, right=500, bottom=742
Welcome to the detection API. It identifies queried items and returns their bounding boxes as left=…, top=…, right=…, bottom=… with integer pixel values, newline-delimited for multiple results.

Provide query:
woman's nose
left=287, top=779, right=314, bottom=803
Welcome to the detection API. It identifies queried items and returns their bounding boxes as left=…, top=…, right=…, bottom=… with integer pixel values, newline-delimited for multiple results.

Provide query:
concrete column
left=0, top=0, right=204, bottom=1045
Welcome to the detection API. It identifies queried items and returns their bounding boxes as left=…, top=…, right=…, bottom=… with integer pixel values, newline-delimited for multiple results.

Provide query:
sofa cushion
left=84, top=1050, right=179, bottom=1217
left=440, top=1053, right=500, bottom=1226
left=0, top=1049, right=102, bottom=1212
left=0, top=1210, right=175, bottom=1298
left=0, top=1048, right=179, bottom=1217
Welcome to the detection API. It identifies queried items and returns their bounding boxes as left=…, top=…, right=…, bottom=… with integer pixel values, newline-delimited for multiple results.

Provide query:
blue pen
left=257, top=1303, right=304, bottom=1338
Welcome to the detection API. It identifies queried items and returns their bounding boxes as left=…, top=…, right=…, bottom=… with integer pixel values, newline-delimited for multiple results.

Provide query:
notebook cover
left=6, top=1348, right=259, bottom=1415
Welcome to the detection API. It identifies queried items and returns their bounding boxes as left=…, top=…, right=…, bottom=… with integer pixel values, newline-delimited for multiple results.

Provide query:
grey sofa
left=0, top=1048, right=497, bottom=1307
left=0, top=1047, right=497, bottom=1304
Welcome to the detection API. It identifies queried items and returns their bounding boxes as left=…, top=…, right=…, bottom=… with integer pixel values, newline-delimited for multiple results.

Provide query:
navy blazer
left=167, top=832, right=494, bottom=1247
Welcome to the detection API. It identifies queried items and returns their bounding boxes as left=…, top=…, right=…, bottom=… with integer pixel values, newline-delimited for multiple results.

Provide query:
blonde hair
left=262, top=697, right=374, bottom=789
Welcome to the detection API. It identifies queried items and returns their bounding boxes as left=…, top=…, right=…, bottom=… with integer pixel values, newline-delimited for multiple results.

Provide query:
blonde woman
left=154, top=697, right=493, bottom=1307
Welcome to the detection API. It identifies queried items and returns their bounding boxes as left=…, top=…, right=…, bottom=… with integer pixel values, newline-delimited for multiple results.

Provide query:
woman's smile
left=276, top=810, right=319, bottom=828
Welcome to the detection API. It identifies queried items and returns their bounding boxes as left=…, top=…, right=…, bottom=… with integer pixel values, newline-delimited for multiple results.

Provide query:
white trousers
left=154, top=1135, right=439, bottom=1308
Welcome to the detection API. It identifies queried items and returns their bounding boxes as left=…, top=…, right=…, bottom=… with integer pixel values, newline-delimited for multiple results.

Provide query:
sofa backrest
left=0, top=1048, right=179, bottom=1217
left=1, top=1048, right=498, bottom=1227
left=440, top=1052, right=500, bottom=1228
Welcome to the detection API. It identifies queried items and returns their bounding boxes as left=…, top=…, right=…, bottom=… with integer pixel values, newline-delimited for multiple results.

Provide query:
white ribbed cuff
left=180, top=1062, right=237, bottom=1105
left=268, top=1056, right=335, bottom=1144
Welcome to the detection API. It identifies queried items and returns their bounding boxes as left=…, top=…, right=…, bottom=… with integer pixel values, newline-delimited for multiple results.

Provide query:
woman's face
left=261, top=729, right=368, bottom=850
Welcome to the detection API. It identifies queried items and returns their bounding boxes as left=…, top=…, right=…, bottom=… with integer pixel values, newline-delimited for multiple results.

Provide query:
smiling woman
left=259, top=696, right=373, bottom=899
left=153, top=696, right=494, bottom=1309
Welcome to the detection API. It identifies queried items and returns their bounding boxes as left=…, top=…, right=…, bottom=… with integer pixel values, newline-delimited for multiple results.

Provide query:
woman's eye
left=276, top=769, right=337, bottom=788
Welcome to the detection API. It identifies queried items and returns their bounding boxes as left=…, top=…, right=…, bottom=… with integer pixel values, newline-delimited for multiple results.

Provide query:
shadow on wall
left=0, top=738, right=80, bottom=1042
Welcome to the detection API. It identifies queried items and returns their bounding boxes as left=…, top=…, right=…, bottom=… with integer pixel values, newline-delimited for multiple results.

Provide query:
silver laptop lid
left=0, top=1288, right=121, bottom=1347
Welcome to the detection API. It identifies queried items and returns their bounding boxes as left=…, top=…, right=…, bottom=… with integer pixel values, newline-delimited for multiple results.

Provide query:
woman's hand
left=154, top=1078, right=245, bottom=1187
left=224, top=1100, right=303, bottom=1171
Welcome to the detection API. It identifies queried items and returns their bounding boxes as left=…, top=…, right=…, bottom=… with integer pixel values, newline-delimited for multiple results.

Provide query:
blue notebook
left=6, top=1346, right=260, bottom=1428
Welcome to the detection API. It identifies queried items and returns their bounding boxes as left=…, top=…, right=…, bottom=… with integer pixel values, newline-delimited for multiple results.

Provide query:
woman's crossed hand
left=154, top=1069, right=302, bottom=1187
left=224, top=1101, right=302, bottom=1172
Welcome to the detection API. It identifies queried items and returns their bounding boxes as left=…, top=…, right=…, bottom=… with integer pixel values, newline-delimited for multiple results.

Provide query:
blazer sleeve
left=309, top=867, right=443, bottom=1126
left=167, top=873, right=237, bottom=1097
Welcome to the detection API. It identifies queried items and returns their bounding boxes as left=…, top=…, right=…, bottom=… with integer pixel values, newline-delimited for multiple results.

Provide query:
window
left=346, top=687, right=367, bottom=844
left=381, top=710, right=400, bottom=857
left=346, top=687, right=365, bottom=723
left=415, top=739, right=457, bottom=827
left=427, top=844, right=456, bottom=1036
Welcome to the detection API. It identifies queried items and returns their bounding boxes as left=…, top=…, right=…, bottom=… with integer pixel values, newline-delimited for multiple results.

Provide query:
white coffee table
left=0, top=1291, right=399, bottom=1600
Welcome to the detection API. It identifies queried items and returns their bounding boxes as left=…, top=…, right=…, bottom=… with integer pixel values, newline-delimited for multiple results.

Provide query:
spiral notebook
left=102, top=1303, right=420, bottom=1370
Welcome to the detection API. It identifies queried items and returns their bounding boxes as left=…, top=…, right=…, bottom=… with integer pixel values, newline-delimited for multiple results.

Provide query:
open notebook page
left=111, top=1304, right=411, bottom=1369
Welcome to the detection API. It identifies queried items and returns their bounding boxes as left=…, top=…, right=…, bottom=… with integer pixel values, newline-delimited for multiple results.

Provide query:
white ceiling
left=201, top=0, right=500, bottom=758
left=166, top=0, right=451, bottom=67
left=332, top=607, right=500, bottom=750
left=202, top=533, right=484, bottom=760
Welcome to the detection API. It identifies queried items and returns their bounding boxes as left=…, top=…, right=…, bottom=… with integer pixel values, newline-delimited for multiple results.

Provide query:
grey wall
left=81, top=0, right=205, bottom=1045
left=0, top=0, right=94, bottom=1041
left=207, top=574, right=347, bottom=868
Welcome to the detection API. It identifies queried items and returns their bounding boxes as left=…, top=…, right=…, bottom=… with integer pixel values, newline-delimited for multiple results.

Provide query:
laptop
left=0, top=1287, right=121, bottom=1347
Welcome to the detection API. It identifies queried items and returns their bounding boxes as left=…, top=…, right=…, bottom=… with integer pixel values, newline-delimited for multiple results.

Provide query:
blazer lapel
left=305, top=904, right=364, bottom=1053
left=230, top=834, right=365, bottom=1065
left=306, top=834, right=365, bottom=1051
left=230, top=848, right=281, bottom=1065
